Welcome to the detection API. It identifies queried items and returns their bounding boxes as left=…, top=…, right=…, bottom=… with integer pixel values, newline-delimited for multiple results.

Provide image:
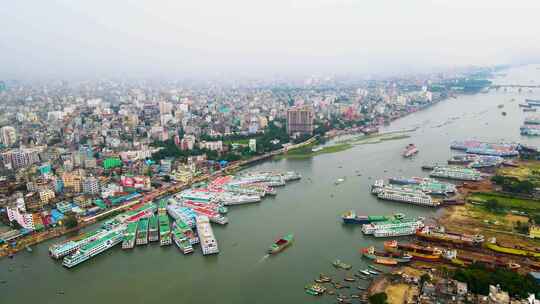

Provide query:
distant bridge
left=490, top=84, right=540, bottom=89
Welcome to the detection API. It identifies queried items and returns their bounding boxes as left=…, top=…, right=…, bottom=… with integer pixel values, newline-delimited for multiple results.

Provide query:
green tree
left=63, top=215, right=78, bottom=229
left=369, top=292, right=388, bottom=304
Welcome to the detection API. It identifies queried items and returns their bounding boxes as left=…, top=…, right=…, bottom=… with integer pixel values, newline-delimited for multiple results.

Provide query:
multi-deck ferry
left=172, top=227, right=193, bottom=254
left=62, top=228, right=125, bottom=268
left=122, top=222, right=138, bottom=249
left=450, top=140, right=518, bottom=157
left=174, top=219, right=199, bottom=245
left=377, top=187, right=439, bottom=207
left=195, top=216, right=219, bottom=255
left=429, top=166, right=482, bottom=181
left=362, top=218, right=424, bottom=235
left=158, top=214, right=172, bottom=246
left=167, top=203, right=197, bottom=227
left=136, top=218, right=149, bottom=246
left=148, top=215, right=159, bottom=242
left=49, top=229, right=110, bottom=259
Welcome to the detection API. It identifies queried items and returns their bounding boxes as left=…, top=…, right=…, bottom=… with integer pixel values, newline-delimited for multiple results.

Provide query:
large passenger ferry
left=429, top=166, right=482, bottom=181
left=62, top=229, right=124, bottom=268
left=196, top=216, right=219, bottom=255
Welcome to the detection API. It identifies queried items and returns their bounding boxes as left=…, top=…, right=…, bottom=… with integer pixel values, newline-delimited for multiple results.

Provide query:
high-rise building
left=83, top=176, right=101, bottom=195
left=286, top=106, right=314, bottom=135
left=0, top=126, right=17, bottom=146
left=0, top=81, right=6, bottom=92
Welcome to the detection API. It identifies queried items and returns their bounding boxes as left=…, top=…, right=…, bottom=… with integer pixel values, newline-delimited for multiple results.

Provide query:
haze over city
left=2, top=0, right=540, bottom=79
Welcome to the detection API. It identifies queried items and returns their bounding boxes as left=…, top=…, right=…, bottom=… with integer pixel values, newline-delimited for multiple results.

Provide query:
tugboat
left=268, top=234, right=294, bottom=254
left=402, top=144, right=419, bottom=158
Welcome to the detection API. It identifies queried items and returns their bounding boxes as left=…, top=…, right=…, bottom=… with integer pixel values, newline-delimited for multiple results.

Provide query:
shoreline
left=0, top=90, right=483, bottom=259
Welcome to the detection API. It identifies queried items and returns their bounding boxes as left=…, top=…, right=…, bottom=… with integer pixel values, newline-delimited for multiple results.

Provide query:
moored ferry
left=362, top=218, right=424, bottom=235
left=429, top=166, right=482, bottom=181
left=122, top=222, right=138, bottom=249
left=148, top=215, right=159, bottom=242
left=377, top=187, right=439, bottom=207
left=136, top=218, right=149, bottom=246
left=172, top=227, right=193, bottom=254
left=196, top=216, right=219, bottom=255
left=174, top=219, right=199, bottom=245
left=158, top=214, right=171, bottom=246
left=167, top=203, right=197, bottom=227
left=62, top=229, right=124, bottom=268
left=49, top=229, right=109, bottom=259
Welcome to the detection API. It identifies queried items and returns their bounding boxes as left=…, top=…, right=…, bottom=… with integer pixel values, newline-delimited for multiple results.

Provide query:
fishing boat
left=332, top=259, right=352, bottom=270
left=368, top=265, right=384, bottom=272
left=402, top=144, right=419, bottom=158
left=359, top=269, right=371, bottom=276
left=268, top=233, right=294, bottom=254
left=305, top=283, right=326, bottom=296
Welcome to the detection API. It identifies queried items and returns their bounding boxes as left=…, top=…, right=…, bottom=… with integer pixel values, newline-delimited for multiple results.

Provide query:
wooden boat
left=268, top=233, right=294, bottom=254
left=375, top=258, right=398, bottom=266
left=344, top=277, right=356, bottom=282
left=333, top=259, right=352, bottom=270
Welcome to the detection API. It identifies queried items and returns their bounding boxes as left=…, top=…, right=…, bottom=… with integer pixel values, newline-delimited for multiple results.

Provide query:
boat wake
left=255, top=254, right=270, bottom=265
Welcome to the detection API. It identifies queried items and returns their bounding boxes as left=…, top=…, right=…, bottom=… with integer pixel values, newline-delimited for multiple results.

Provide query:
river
left=2, top=64, right=540, bottom=304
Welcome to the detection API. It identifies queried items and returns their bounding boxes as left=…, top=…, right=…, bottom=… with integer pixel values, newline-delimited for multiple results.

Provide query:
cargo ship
left=429, top=166, right=482, bottom=181
left=392, top=242, right=442, bottom=262
left=416, top=226, right=484, bottom=246
left=172, top=227, right=193, bottom=254
left=196, top=216, right=219, bottom=255
left=402, top=144, right=419, bottom=158
left=122, top=222, right=138, bottom=249
left=158, top=214, right=171, bottom=246
left=485, top=237, right=540, bottom=258
left=148, top=215, right=159, bottom=242
left=62, top=229, right=124, bottom=268
left=361, top=246, right=411, bottom=263
left=136, top=218, right=149, bottom=246
left=268, top=233, right=294, bottom=254
left=341, top=211, right=404, bottom=224
left=173, top=219, right=199, bottom=245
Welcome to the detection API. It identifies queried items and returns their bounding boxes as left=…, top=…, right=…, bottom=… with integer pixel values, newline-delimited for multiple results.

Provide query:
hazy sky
left=1, top=0, right=540, bottom=79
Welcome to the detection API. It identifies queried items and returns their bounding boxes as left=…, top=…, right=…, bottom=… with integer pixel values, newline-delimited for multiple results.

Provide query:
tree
left=369, top=292, right=388, bottom=304
left=63, top=215, right=78, bottom=229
